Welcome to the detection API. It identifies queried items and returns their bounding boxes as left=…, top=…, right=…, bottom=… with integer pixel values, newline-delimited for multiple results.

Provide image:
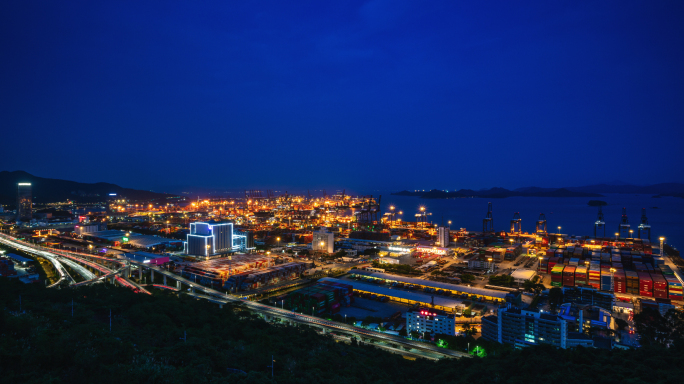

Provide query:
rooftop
left=349, top=269, right=509, bottom=299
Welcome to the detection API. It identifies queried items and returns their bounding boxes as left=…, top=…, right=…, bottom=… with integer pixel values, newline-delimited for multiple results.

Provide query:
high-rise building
left=185, top=222, right=242, bottom=258
left=312, top=227, right=334, bottom=253
left=437, top=226, right=450, bottom=247
left=481, top=304, right=593, bottom=349
left=17, top=182, right=32, bottom=221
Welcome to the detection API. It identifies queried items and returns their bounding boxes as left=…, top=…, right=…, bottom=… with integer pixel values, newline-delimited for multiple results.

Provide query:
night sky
left=1, top=1, right=683, bottom=192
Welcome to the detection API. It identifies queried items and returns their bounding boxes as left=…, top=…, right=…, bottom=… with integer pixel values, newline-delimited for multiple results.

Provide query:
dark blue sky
left=2, top=1, right=683, bottom=192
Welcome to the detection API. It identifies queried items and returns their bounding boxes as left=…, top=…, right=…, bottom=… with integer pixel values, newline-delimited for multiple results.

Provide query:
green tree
left=461, top=273, right=475, bottom=283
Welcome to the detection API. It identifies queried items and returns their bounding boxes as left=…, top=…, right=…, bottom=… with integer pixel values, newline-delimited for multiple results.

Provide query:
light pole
left=615, top=232, right=619, bottom=241
left=557, top=226, right=561, bottom=235
left=448, top=220, right=452, bottom=230
left=390, top=206, right=395, bottom=227
left=629, top=229, right=633, bottom=239
left=277, top=237, right=280, bottom=248
left=660, top=237, right=665, bottom=256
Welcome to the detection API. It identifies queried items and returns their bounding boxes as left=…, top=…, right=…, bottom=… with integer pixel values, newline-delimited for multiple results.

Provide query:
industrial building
left=16, top=182, right=32, bottom=221
left=7, top=253, right=33, bottom=266
left=406, top=307, right=456, bottom=336
left=481, top=304, right=593, bottom=349
left=121, top=252, right=169, bottom=265
left=185, top=222, right=249, bottom=258
left=312, top=227, right=334, bottom=253
left=349, top=269, right=509, bottom=303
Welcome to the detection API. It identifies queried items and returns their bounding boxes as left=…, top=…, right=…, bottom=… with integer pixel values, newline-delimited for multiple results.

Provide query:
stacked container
left=563, top=266, right=576, bottom=287
left=551, top=265, right=564, bottom=287
left=548, top=257, right=560, bottom=273
left=600, top=271, right=612, bottom=291
left=651, top=274, right=668, bottom=299
left=538, top=257, right=548, bottom=273
left=588, top=265, right=601, bottom=289
left=638, top=272, right=653, bottom=297
left=574, top=266, right=588, bottom=286
left=613, top=270, right=626, bottom=293
left=625, top=271, right=639, bottom=294
left=667, top=277, right=682, bottom=301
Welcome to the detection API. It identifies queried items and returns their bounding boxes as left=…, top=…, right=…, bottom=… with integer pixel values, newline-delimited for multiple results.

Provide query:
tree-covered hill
left=0, top=280, right=682, bottom=384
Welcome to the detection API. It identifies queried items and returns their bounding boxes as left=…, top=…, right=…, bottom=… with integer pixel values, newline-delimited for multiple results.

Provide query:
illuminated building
left=437, top=226, right=450, bottom=247
left=481, top=304, right=593, bottom=349
left=406, top=307, right=456, bottom=336
left=16, top=182, right=32, bottom=221
left=185, top=222, right=248, bottom=258
left=312, top=226, right=334, bottom=253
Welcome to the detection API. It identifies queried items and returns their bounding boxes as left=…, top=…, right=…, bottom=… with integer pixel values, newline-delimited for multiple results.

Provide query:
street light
left=615, top=232, right=619, bottom=241
left=557, top=226, right=561, bottom=235
left=660, top=237, right=665, bottom=256
left=629, top=229, right=633, bottom=239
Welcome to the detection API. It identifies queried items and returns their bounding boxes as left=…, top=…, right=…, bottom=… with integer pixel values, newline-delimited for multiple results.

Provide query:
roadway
left=129, top=261, right=470, bottom=359
left=0, top=234, right=469, bottom=359
left=0, top=233, right=70, bottom=287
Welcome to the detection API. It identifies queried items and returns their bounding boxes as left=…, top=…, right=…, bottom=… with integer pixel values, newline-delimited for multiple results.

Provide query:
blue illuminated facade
left=185, top=222, right=250, bottom=257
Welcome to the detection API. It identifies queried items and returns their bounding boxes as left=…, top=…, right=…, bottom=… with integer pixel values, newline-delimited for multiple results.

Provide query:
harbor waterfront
left=376, top=193, right=684, bottom=249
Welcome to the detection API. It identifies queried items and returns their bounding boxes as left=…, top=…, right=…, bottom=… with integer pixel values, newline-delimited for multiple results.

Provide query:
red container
left=651, top=274, right=668, bottom=291
left=613, top=271, right=626, bottom=293
left=640, top=290, right=654, bottom=297
left=654, top=289, right=668, bottom=299
left=637, top=272, right=653, bottom=292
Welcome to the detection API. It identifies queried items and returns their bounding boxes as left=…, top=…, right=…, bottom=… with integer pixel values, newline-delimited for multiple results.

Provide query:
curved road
left=132, top=261, right=470, bottom=359
left=0, top=234, right=468, bottom=359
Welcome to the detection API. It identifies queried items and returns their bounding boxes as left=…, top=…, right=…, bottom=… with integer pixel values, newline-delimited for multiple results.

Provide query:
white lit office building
left=406, top=307, right=456, bottom=336
left=185, top=222, right=248, bottom=258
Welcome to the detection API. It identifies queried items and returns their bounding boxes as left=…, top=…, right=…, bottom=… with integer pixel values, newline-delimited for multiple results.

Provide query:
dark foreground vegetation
left=1, top=280, right=683, bottom=384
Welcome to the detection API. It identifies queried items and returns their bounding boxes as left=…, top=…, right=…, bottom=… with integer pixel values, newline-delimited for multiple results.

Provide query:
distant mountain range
left=0, top=171, right=178, bottom=206
left=393, top=183, right=684, bottom=199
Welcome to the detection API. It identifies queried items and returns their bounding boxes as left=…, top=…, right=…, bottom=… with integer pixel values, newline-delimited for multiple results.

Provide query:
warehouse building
left=320, top=277, right=486, bottom=314
left=349, top=269, right=509, bottom=303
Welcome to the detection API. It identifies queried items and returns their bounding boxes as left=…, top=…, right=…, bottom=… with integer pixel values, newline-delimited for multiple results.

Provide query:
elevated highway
left=0, top=235, right=469, bottom=359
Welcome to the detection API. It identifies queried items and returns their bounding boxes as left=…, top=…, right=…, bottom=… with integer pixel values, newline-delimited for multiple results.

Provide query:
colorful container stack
left=551, top=265, right=564, bottom=287
left=574, top=266, right=588, bottom=286
left=613, top=270, right=626, bottom=293
left=548, top=257, right=560, bottom=273
left=625, top=271, right=639, bottom=294
left=563, top=266, right=576, bottom=287
left=588, top=264, right=601, bottom=289
left=667, top=277, right=682, bottom=301
left=638, top=272, right=653, bottom=297
left=538, top=257, right=548, bottom=273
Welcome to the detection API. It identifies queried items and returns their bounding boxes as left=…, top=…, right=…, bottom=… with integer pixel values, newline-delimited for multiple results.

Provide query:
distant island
left=393, top=182, right=684, bottom=200
left=587, top=200, right=608, bottom=207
